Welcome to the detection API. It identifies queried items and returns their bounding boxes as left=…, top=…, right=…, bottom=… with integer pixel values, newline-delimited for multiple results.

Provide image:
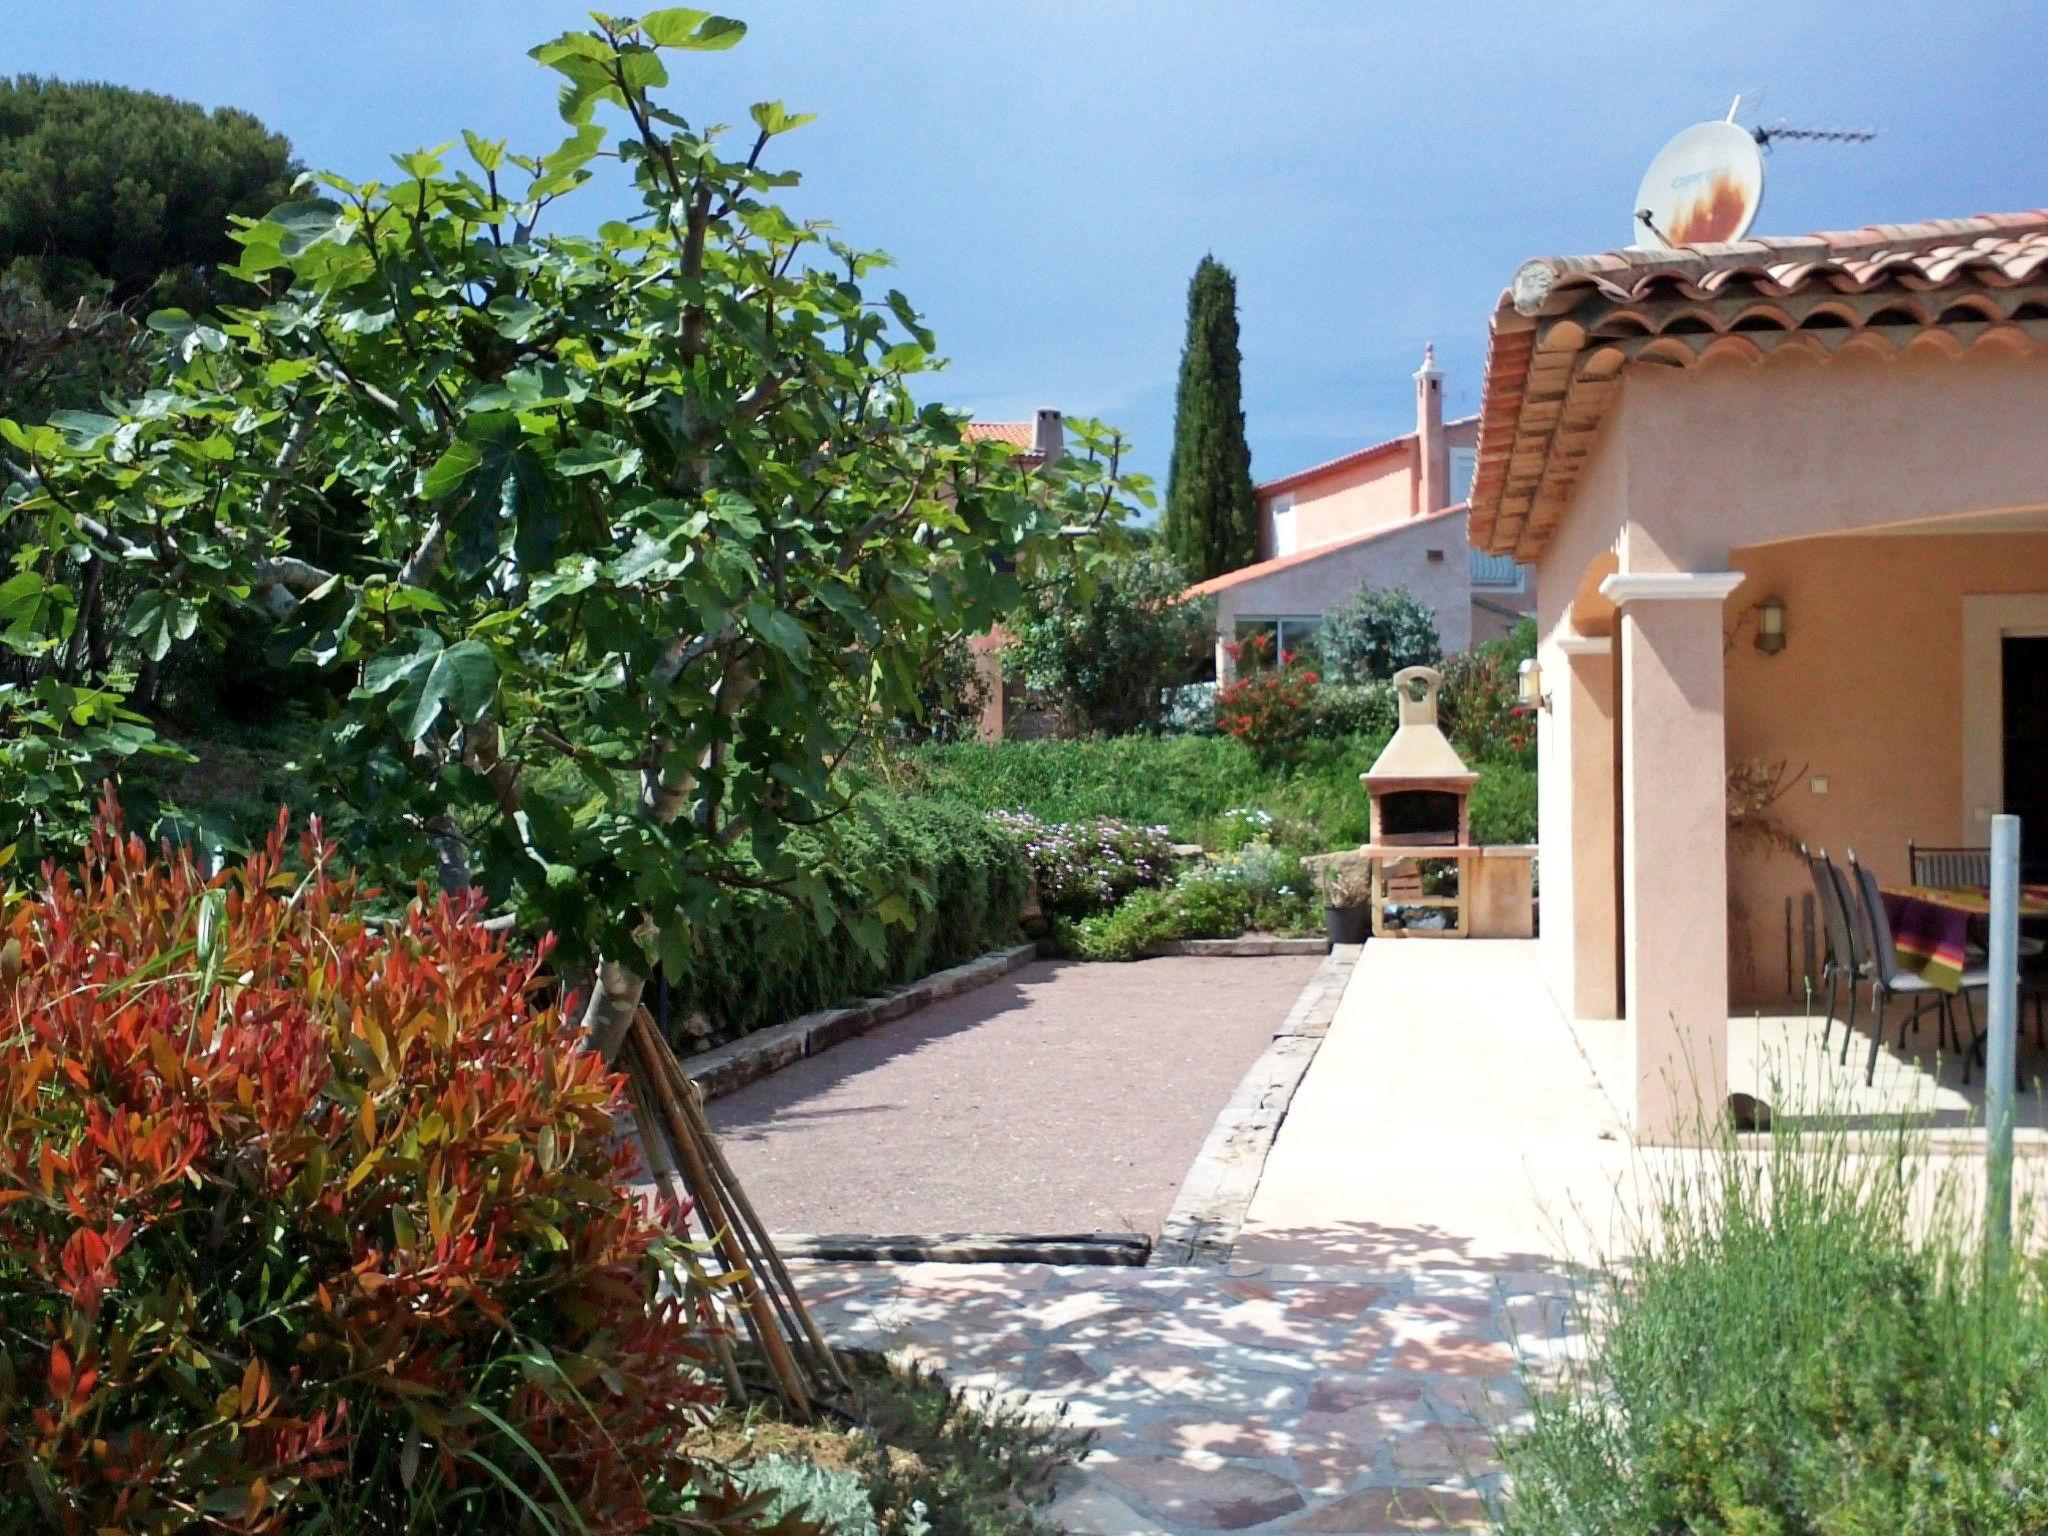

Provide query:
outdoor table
left=1880, top=883, right=2048, bottom=992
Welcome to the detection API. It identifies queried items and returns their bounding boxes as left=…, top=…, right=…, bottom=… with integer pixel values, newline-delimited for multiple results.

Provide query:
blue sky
left=14, top=1, right=2047, bottom=496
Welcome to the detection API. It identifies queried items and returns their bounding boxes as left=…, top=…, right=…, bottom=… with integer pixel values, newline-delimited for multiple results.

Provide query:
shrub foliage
left=1438, top=617, right=1536, bottom=768
left=0, top=805, right=749, bottom=1534
left=987, top=811, right=1175, bottom=919
left=905, top=733, right=1536, bottom=855
left=1003, top=550, right=1210, bottom=737
left=1497, top=1117, right=2048, bottom=1535
left=662, top=795, right=1027, bottom=1045
left=1214, top=633, right=1320, bottom=759
left=1316, top=585, right=1442, bottom=684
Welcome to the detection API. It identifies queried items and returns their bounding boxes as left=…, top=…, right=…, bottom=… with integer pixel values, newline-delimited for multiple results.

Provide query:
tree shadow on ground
left=789, top=1232, right=1578, bottom=1530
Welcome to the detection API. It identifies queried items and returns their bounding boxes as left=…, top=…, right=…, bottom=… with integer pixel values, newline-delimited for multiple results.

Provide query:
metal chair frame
left=1847, top=849, right=1989, bottom=1086
left=1801, top=844, right=1865, bottom=1059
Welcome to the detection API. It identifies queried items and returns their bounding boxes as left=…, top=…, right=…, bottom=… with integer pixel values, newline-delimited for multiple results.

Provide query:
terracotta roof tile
left=963, top=421, right=1035, bottom=447
left=1471, top=209, right=2048, bottom=560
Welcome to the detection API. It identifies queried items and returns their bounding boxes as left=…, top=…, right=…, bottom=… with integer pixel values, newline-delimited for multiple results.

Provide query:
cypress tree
left=1162, top=256, right=1256, bottom=580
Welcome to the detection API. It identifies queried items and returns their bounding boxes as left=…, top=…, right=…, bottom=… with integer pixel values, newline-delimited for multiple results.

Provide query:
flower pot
left=1323, top=903, right=1371, bottom=946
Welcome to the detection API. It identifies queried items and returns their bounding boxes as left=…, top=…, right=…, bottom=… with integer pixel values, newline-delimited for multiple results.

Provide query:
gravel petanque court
left=707, top=954, right=1322, bottom=1239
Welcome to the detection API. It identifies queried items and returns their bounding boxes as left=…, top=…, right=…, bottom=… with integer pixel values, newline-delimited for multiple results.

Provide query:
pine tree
left=1162, top=256, right=1256, bottom=580
left=0, top=77, right=298, bottom=310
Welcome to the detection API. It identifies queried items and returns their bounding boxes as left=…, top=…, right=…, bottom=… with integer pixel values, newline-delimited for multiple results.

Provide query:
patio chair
left=1801, top=844, right=1867, bottom=1059
left=1907, top=841, right=1990, bottom=888
left=1846, top=849, right=1989, bottom=1087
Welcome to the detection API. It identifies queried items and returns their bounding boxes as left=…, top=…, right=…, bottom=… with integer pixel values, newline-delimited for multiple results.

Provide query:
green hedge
left=661, top=795, right=1027, bottom=1048
left=899, top=734, right=1535, bottom=854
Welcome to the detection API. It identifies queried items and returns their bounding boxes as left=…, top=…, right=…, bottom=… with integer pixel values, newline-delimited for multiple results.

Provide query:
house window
left=1236, top=616, right=1323, bottom=665
left=1269, top=493, right=1298, bottom=557
left=1449, top=446, right=1477, bottom=506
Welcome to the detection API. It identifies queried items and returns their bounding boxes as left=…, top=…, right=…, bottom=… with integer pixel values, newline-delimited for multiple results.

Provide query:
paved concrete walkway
left=1238, top=940, right=1635, bottom=1271
left=799, top=941, right=1596, bottom=1533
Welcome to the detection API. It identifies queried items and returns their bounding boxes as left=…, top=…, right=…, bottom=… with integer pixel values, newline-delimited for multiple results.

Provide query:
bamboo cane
left=655, top=1042, right=849, bottom=1393
left=624, top=1065, right=748, bottom=1406
left=630, top=1022, right=789, bottom=1406
left=629, top=1014, right=813, bottom=1418
left=650, top=1041, right=845, bottom=1392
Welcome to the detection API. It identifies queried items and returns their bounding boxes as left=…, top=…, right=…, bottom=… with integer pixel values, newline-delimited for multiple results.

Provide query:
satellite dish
left=1631, top=120, right=1765, bottom=250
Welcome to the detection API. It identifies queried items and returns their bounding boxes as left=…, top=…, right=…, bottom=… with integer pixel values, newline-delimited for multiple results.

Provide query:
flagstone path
left=799, top=1253, right=1579, bottom=1533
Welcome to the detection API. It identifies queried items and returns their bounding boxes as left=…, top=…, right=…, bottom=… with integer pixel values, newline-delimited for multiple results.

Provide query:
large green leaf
left=362, top=637, right=498, bottom=742
left=640, top=9, right=746, bottom=49
left=261, top=198, right=349, bottom=257
left=124, top=590, right=199, bottom=663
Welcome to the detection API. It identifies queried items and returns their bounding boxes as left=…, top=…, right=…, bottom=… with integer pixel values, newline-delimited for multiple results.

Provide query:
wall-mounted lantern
left=1516, top=657, right=1550, bottom=712
left=1754, top=596, right=1787, bottom=656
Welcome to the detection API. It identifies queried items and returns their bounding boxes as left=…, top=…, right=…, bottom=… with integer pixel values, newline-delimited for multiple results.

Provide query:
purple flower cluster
left=987, top=810, right=1177, bottom=918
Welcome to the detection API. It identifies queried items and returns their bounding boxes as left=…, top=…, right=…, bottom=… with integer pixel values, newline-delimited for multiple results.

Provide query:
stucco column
left=1557, top=635, right=1620, bottom=1020
left=1601, top=570, right=1744, bottom=1143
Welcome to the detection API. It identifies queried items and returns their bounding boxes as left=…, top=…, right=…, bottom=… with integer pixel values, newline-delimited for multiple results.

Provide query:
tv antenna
left=1730, top=87, right=1879, bottom=151
left=1751, top=121, right=1880, bottom=150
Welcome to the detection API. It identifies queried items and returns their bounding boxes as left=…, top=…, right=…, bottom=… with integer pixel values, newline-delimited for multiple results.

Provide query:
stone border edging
left=685, top=942, right=1039, bottom=1101
left=1140, top=936, right=1330, bottom=958
left=1150, top=942, right=1362, bottom=1268
left=774, top=1231, right=1151, bottom=1266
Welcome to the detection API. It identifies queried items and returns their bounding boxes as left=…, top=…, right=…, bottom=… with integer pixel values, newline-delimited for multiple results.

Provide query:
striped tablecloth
left=1881, top=884, right=2048, bottom=992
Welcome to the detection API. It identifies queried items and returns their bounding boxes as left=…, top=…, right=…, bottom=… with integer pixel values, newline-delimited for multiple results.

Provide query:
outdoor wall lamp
left=1516, top=657, right=1551, bottom=712
left=1754, top=596, right=1787, bottom=656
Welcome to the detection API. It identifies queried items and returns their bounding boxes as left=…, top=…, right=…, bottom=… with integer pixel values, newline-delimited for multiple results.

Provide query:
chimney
left=1413, top=344, right=1447, bottom=515
left=1032, top=407, right=1064, bottom=463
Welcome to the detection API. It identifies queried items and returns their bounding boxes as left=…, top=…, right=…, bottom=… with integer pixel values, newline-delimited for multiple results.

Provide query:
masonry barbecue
left=1354, top=666, right=1534, bottom=938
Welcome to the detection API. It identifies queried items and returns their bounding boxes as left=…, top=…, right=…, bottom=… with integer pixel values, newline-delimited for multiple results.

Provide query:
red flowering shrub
left=0, top=804, right=745, bottom=1535
left=1438, top=619, right=1536, bottom=767
left=1215, top=634, right=1321, bottom=759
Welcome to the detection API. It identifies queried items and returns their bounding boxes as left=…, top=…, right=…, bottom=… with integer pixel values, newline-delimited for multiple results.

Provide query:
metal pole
left=1986, top=813, right=2021, bottom=1261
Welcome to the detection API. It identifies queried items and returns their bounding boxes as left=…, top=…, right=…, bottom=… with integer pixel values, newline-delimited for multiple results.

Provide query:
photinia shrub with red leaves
left=0, top=802, right=765, bottom=1535
left=1215, top=634, right=1321, bottom=761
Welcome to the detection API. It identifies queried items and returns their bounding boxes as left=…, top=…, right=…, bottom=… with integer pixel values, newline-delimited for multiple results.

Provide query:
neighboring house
left=1471, top=207, right=2048, bottom=1140
left=1185, top=348, right=1534, bottom=681
left=960, top=410, right=1065, bottom=740
left=964, top=409, right=1065, bottom=471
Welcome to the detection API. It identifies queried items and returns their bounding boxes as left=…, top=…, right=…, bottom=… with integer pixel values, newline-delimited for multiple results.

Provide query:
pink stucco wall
left=1256, top=419, right=1479, bottom=560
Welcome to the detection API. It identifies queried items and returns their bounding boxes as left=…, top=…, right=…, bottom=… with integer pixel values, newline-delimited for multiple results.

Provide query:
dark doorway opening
left=2005, top=635, right=2048, bottom=882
